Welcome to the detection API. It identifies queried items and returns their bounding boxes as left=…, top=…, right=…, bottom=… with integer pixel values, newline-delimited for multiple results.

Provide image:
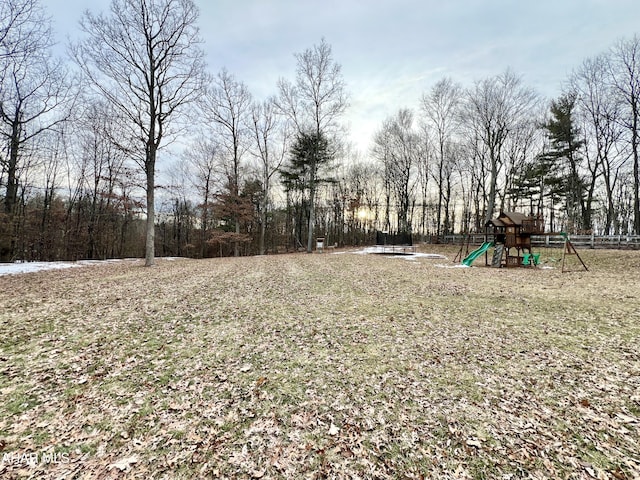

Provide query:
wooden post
left=561, top=233, right=589, bottom=273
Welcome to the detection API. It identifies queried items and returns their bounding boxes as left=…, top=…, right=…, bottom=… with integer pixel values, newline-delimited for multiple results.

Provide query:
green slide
left=462, top=242, right=493, bottom=266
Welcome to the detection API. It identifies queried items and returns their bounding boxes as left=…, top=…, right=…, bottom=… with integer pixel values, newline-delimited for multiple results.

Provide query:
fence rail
left=440, top=234, right=640, bottom=249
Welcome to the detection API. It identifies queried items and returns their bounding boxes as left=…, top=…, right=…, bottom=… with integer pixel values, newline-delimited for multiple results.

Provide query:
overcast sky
left=48, top=0, right=640, bottom=154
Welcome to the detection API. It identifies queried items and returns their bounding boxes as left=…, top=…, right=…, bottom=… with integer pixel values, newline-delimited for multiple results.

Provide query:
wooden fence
left=440, top=234, right=640, bottom=250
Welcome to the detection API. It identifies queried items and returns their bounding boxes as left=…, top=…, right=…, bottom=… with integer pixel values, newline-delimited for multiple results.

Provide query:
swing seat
left=522, top=253, right=531, bottom=266
left=532, top=253, right=541, bottom=265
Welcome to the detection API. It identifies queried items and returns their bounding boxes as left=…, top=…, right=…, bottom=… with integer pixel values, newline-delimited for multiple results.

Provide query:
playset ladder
left=491, top=244, right=503, bottom=267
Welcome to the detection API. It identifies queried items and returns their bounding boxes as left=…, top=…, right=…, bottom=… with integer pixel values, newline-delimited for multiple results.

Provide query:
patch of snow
left=0, top=261, right=84, bottom=276
left=0, top=258, right=145, bottom=276
left=348, top=248, right=371, bottom=255
left=409, top=252, right=447, bottom=259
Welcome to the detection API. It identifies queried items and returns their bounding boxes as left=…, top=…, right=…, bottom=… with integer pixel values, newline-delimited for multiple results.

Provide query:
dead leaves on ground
left=0, top=248, right=639, bottom=479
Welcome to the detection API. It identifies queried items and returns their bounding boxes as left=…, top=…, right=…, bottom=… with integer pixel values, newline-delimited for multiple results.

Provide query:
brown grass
left=0, top=246, right=639, bottom=479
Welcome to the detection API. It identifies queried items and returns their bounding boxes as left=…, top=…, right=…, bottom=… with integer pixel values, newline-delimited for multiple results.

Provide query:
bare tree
left=345, top=159, right=383, bottom=241
left=0, top=56, right=69, bottom=215
left=277, top=39, right=347, bottom=252
left=572, top=54, right=626, bottom=234
left=74, top=100, right=129, bottom=258
left=372, top=109, right=421, bottom=234
left=415, top=127, right=432, bottom=237
left=502, top=111, right=543, bottom=212
left=0, top=0, right=72, bottom=261
left=72, top=0, right=206, bottom=266
left=182, top=137, right=221, bottom=258
left=249, top=97, right=288, bottom=255
left=608, top=35, right=640, bottom=234
left=454, top=142, right=477, bottom=234
left=202, top=68, right=252, bottom=257
left=463, top=69, right=539, bottom=223
left=421, top=77, right=462, bottom=236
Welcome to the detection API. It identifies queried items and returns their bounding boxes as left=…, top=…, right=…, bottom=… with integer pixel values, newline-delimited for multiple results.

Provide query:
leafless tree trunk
left=455, top=144, right=475, bottom=234
left=72, top=0, right=206, bottom=266
left=416, top=126, right=431, bottom=237
left=464, top=128, right=490, bottom=231
left=502, top=115, right=542, bottom=212
left=73, top=101, right=128, bottom=259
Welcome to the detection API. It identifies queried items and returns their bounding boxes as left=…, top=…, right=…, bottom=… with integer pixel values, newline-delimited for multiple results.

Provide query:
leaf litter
left=0, top=246, right=639, bottom=479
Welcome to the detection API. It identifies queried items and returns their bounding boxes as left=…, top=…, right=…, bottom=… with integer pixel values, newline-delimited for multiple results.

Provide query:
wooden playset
left=460, top=211, right=588, bottom=271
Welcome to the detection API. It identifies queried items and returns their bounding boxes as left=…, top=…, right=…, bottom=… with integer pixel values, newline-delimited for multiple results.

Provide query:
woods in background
left=2, top=0, right=640, bottom=262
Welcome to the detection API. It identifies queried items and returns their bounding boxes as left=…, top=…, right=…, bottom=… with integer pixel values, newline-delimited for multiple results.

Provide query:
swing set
left=455, top=212, right=588, bottom=272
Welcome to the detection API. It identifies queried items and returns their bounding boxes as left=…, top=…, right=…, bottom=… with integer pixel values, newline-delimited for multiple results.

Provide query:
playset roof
left=486, top=211, right=530, bottom=228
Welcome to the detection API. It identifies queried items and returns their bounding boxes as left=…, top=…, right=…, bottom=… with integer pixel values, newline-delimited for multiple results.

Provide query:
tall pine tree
left=280, top=131, right=333, bottom=251
left=539, top=93, right=588, bottom=232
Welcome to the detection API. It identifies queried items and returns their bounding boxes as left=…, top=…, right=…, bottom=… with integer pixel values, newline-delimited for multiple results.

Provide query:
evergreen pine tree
left=280, top=131, right=333, bottom=250
left=539, top=93, right=588, bottom=232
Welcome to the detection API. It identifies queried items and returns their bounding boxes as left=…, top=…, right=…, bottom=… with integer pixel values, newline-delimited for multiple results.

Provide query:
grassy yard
left=0, top=246, right=639, bottom=479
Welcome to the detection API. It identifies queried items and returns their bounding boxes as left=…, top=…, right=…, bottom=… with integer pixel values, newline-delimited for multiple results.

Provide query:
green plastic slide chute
left=462, top=241, right=494, bottom=266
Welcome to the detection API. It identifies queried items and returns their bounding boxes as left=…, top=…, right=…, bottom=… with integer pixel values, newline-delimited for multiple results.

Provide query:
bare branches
left=203, top=68, right=253, bottom=169
left=421, top=78, right=463, bottom=236
left=0, top=0, right=72, bottom=224
left=463, top=69, right=540, bottom=223
left=277, top=39, right=347, bottom=137
left=373, top=108, right=422, bottom=234
left=0, top=0, right=52, bottom=62
left=72, top=0, right=205, bottom=154
left=249, top=97, right=289, bottom=254
left=607, top=35, right=640, bottom=233
left=276, top=39, right=348, bottom=252
left=201, top=68, right=253, bottom=257
left=72, top=0, right=206, bottom=265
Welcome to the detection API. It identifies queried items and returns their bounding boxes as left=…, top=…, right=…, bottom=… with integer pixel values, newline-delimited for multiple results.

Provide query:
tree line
left=2, top=0, right=640, bottom=264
